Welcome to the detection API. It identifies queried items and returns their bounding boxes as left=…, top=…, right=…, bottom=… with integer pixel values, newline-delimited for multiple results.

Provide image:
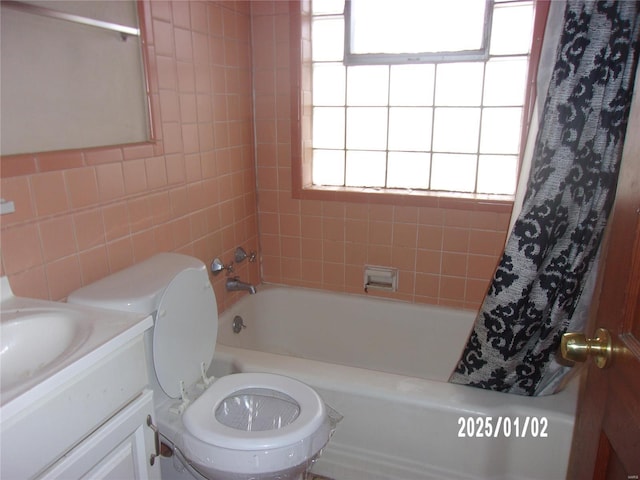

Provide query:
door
left=38, top=390, right=161, bottom=480
left=565, top=71, right=640, bottom=478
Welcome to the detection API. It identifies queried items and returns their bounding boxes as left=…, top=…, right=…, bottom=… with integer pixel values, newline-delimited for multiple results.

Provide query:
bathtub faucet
left=226, top=277, right=257, bottom=294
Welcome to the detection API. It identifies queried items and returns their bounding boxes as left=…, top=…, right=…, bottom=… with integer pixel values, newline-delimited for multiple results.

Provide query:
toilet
left=67, top=253, right=335, bottom=480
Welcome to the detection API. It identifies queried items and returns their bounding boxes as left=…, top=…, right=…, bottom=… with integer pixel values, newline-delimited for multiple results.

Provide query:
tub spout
left=226, top=276, right=257, bottom=294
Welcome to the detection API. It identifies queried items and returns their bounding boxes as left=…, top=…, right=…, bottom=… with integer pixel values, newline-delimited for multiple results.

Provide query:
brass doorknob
left=561, top=327, right=612, bottom=369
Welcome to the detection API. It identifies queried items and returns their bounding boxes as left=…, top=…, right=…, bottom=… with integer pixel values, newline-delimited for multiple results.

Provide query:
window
left=310, top=0, right=535, bottom=197
left=346, top=0, right=492, bottom=64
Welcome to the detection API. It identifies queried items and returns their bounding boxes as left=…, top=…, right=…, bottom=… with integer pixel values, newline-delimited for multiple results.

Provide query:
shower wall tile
left=1, top=0, right=511, bottom=313
left=252, top=2, right=510, bottom=310
left=0, top=1, right=258, bottom=313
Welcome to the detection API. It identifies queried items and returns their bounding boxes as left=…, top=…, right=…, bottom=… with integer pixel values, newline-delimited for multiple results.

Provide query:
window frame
left=343, top=0, right=494, bottom=66
left=290, top=0, right=550, bottom=213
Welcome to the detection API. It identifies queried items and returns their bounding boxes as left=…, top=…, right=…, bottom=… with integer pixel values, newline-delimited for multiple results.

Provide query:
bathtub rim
left=213, top=344, right=579, bottom=421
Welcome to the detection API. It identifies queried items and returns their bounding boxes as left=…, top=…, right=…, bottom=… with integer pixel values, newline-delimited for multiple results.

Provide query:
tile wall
left=0, top=1, right=259, bottom=312
left=252, top=2, right=511, bottom=310
left=0, top=0, right=511, bottom=313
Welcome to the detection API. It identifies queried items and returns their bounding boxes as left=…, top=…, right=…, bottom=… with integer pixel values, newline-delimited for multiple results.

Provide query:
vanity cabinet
left=39, top=390, right=159, bottom=479
left=1, top=333, right=160, bottom=480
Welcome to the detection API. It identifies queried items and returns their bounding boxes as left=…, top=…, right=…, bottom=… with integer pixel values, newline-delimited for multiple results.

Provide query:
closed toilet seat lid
left=183, top=373, right=326, bottom=450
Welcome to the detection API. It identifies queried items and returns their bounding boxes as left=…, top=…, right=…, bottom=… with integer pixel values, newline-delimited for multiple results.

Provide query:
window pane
left=480, top=107, right=522, bottom=154
left=432, top=108, right=480, bottom=153
left=313, top=63, right=346, bottom=106
left=387, top=152, right=430, bottom=189
left=312, top=17, right=344, bottom=61
left=388, top=107, right=432, bottom=151
left=477, top=155, right=517, bottom=194
left=390, top=64, right=434, bottom=106
left=312, top=0, right=344, bottom=15
left=313, top=149, right=345, bottom=186
left=431, top=153, right=477, bottom=192
left=346, top=150, right=386, bottom=187
left=313, top=107, right=345, bottom=149
left=347, top=65, right=389, bottom=106
left=490, top=2, right=534, bottom=55
left=435, top=63, right=484, bottom=106
left=346, top=107, right=387, bottom=150
left=483, top=58, right=528, bottom=106
left=350, top=0, right=487, bottom=54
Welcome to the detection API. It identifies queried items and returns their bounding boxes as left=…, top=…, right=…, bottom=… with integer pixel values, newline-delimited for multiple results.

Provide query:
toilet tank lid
left=68, top=253, right=207, bottom=315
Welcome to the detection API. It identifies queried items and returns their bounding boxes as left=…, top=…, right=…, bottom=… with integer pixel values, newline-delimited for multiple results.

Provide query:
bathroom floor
left=305, top=474, right=334, bottom=480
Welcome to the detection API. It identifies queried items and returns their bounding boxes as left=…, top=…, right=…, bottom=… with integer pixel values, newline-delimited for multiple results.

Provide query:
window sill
left=294, top=185, right=514, bottom=213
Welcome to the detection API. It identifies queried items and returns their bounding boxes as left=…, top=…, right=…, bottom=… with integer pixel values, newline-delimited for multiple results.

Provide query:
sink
left=0, top=309, right=90, bottom=392
left=0, top=278, right=155, bottom=480
left=0, top=277, right=152, bottom=421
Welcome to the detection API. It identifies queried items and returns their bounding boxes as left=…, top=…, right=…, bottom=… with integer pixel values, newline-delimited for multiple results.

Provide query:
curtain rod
left=2, top=1, right=140, bottom=38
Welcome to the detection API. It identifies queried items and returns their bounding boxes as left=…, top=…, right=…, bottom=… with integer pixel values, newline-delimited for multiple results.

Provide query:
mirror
left=0, top=1, right=151, bottom=156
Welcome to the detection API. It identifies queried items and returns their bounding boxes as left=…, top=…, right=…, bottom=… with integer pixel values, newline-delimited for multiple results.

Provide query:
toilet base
left=159, top=453, right=316, bottom=480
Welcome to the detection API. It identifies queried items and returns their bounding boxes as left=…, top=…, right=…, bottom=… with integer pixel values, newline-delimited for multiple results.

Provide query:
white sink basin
left=1, top=309, right=90, bottom=392
left=0, top=277, right=152, bottom=421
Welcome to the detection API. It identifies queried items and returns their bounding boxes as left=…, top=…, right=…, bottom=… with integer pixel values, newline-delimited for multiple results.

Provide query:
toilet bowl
left=68, top=253, right=335, bottom=480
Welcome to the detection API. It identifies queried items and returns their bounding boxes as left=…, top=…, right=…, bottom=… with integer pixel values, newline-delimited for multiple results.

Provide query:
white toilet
left=68, top=253, right=335, bottom=480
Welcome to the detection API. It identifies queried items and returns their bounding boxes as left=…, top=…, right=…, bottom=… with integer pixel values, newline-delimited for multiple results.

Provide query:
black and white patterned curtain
left=449, top=0, right=640, bottom=396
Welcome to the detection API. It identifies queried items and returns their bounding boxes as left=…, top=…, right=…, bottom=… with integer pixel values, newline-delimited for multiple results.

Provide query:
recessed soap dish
left=364, top=265, right=397, bottom=293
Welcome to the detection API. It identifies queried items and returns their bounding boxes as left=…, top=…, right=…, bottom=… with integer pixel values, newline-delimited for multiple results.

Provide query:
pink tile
left=442, top=227, right=470, bottom=253
left=146, top=156, right=169, bottom=189
left=8, top=267, right=48, bottom=299
left=2, top=224, right=43, bottom=275
left=123, top=143, right=155, bottom=161
left=156, top=55, right=178, bottom=90
left=153, top=19, right=175, bottom=57
left=78, top=246, right=110, bottom=286
left=37, top=150, right=84, bottom=172
left=441, top=252, right=468, bottom=277
left=46, top=255, right=82, bottom=300
left=65, top=167, right=99, bottom=208
left=174, top=28, right=193, bottom=61
left=123, top=159, right=149, bottom=195
left=1, top=154, right=37, bottom=177
left=132, top=229, right=158, bottom=263
left=160, top=90, right=181, bottom=122
left=39, top=216, right=76, bottom=262
left=416, top=249, right=441, bottom=275
left=85, top=147, right=123, bottom=165
left=190, top=2, right=208, bottom=33
left=74, top=209, right=105, bottom=251
left=440, top=276, right=466, bottom=300
left=182, top=124, right=200, bottom=154
left=31, top=171, right=70, bottom=217
left=102, top=202, right=130, bottom=241
left=127, top=197, right=153, bottom=233
left=96, top=163, right=125, bottom=202
left=393, top=222, right=417, bottom=248
left=151, top=0, right=172, bottom=21
left=106, top=237, right=134, bottom=273
left=171, top=1, right=191, bottom=28
left=0, top=176, right=35, bottom=225
left=166, top=153, right=187, bottom=184
left=415, top=273, right=440, bottom=298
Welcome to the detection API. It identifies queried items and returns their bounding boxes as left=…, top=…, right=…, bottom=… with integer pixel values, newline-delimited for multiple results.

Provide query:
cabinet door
left=39, top=390, right=160, bottom=480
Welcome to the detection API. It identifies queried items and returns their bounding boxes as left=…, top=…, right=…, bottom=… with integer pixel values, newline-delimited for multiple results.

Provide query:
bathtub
left=210, top=286, right=578, bottom=480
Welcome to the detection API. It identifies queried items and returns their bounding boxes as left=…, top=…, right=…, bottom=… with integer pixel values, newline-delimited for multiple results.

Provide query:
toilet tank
left=68, top=253, right=219, bottom=399
left=67, top=253, right=207, bottom=315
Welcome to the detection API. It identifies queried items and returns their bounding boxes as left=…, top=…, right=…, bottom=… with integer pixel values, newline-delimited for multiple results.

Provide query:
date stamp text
left=457, top=416, right=549, bottom=438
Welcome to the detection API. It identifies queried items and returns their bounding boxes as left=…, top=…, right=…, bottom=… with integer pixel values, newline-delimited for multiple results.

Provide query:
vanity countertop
left=0, top=277, right=152, bottom=423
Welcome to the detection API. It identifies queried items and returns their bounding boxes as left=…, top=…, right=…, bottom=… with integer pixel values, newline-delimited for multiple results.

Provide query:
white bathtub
left=211, top=286, right=578, bottom=480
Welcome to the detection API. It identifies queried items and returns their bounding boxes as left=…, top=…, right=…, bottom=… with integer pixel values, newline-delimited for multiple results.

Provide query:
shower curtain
left=449, top=0, right=640, bottom=396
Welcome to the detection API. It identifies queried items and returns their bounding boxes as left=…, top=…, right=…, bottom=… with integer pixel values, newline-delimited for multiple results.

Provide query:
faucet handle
left=211, top=257, right=234, bottom=276
left=234, top=246, right=257, bottom=264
